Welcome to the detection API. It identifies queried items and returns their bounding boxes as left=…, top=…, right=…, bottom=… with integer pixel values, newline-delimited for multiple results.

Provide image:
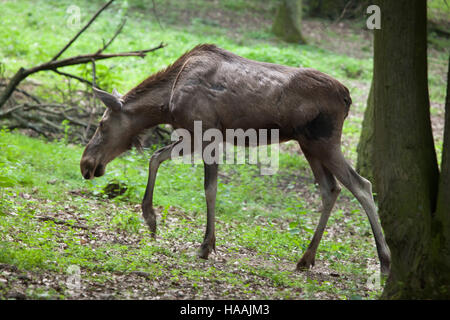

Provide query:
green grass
left=0, top=128, right=381, bottom=299
left=0, top=0, right=373, bottom=92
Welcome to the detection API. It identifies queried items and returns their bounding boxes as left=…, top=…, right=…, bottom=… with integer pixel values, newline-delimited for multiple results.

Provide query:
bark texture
left=356, top=83, right=375, bottom=188
left=371, top=0, right=450, bottom=298
left=272, top=0, right=306, bottom=43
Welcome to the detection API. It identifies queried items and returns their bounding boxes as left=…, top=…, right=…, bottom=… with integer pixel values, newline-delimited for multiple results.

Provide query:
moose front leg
left=142, top=141, right=180, bottom=238
left=198, top=162, right=218, bottom=259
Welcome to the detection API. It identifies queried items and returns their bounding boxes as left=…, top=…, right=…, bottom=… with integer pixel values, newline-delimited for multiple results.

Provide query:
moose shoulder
left=80, top=44, right=390, bottom=274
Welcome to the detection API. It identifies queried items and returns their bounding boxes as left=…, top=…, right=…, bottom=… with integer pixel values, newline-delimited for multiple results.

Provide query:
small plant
left=111, top=211, right=142, bottom=234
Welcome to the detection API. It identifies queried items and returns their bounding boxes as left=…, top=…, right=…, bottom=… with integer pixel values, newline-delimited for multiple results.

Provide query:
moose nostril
left=80, top=158, right=96, bottom=179
left=94, top=163, right=105, bottom=177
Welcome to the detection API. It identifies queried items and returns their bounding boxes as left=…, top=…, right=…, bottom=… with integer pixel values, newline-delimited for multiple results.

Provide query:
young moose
left=80, top=44, right=390, bottom=274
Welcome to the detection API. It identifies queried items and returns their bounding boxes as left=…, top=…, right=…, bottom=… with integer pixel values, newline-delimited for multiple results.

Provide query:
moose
left=80, top=44, right=390, bottom=274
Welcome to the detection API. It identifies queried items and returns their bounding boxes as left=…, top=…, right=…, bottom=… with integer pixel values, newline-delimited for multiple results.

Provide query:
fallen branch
left=35, top=215, right=89, bottom=230
left=10, top=113, right=49, bottom=137
left=0, top=43, right=165, bottom=109
left=0, top=0, right=166, bottom=109
left=0, top=102, right=101, bottom=141
left=0, top=82, right=41, bottom=104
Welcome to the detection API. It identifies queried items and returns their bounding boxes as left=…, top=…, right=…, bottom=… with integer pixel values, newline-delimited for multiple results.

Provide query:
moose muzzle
left=80, top=157, right=105, bottom=180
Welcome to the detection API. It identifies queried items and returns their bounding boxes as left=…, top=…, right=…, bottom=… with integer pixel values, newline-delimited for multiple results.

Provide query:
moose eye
left=99, top=121, right=104, bottom=129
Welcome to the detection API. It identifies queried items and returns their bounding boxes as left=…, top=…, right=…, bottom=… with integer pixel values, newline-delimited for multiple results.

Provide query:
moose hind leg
left=198, top=162, right=218, bottom=259
left=297, top=152, right=341, bottom=270
left=323, top=150, right=391, bottom=275
left=142, top=142, right=180, bottom=238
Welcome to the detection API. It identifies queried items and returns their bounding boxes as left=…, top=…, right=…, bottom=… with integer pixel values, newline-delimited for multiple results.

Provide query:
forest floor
left=0, top=0, right=448, bottom=300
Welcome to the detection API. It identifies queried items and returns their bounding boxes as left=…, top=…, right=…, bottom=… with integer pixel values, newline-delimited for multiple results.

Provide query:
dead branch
left=0, top=1, right=170, bottom=144
left=51, top=0, right=115, bottom=61
left=0, top=43, right=165, bottom=109
left=96, top=18, right=127, bottom=54
left=52, top=69, right=95, bottom=88
left=35, top=215, right=89, bottom=230
left=0, top=0, right=166, bottom=109
left=151, top=0, right=164, bottom=30
left=0, top=83, right=41, bottom=104
left=0, top=101, right=101, bottom=141
left=10, top=113, right=49, bottom=137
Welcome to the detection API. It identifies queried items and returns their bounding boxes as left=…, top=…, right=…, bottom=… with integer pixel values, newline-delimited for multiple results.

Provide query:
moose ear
left=112, top=88, right=123, bottom=99
left=93, top=87, right=122, bottom=112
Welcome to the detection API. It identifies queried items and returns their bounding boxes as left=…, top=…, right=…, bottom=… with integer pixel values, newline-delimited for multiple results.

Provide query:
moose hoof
left=380, top=251, right=391, bottom=276
left=198, top=239, right=216, bottom=260
left=296, top=252, right=315, bottom=271
left=144, top=220, right=157, bottom=239
left=144, top=218, right=157, bottom=237
left=198, top=248, right=210, bottom=260
left=380, top=263, right=390, bottom=276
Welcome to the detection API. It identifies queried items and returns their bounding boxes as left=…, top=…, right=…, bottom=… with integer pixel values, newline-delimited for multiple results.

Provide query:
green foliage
left=0, top=0, right=373, bottom=95
left=0, top=129, right=383, bottom=299
left=110, top=210, right=142, bottom=234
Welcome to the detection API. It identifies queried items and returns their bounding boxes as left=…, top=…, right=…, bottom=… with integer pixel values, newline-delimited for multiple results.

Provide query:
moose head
left=80, top=88, right=139, bottom=180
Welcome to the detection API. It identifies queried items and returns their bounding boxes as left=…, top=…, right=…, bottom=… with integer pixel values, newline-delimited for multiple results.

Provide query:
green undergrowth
left=0, top=0, right=373, bottom=94
left=0, top=129, right=381, bottom=299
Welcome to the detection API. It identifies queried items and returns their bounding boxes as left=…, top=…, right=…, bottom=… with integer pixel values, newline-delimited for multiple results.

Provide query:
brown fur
left=123, top=44, right=222, bottom=103
left=80, top=44, right=390, bottom=274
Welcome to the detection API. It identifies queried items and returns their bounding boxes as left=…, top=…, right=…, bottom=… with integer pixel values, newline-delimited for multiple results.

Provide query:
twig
left=0, top=42, right=166, bottom=109
left=96, top=18, right=127, bottom=54
left=333, top=0, right=353, bottom=25
left=35, top=215, right=89, bottom=230
left=35, top=44, right=166, bottom=72
left=52, top=69, right=95, bottom=88
left=0, top=103, right=71, bottom=118
left=15, top=88, right=41, bottom=104
left=0, top=0, right=165, bottom=110
left=91, top=59, right=97, bottom=88
left=10, top=113, right=48, bottom=137
left=0, top=83, right=42, bottom=104
left=0, top=104, right=28, bottom=118
left=83, top=59, right=98, bottom=142
left=51, top=0, right=115, bottom=61
left=151, top=0, right=164, bottom=30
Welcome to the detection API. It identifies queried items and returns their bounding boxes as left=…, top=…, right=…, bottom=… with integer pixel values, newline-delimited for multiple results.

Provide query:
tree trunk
left=356, top=82, right=375, bottom=188
left=436, top=56, right=450, bottom=235
left=272, top=0, right=306, bottom=43
left=431, top=56, right=450, bottom=294
left=371, top=0, right=450, bottom=298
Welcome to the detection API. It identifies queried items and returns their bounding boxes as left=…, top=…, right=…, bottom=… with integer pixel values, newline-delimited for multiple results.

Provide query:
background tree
left=356, top=83, right=374, bottom=186
left=272, top=0, right=306, bottom=43
left=367, top=0, right=449, bottom=298
left=303, top=0, right=369, bottom=19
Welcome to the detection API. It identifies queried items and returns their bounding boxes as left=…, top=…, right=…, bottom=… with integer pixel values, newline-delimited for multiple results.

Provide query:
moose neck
left=122, top=54, right=193, bottom=133
left=124, top=84, right=173, bottom=133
